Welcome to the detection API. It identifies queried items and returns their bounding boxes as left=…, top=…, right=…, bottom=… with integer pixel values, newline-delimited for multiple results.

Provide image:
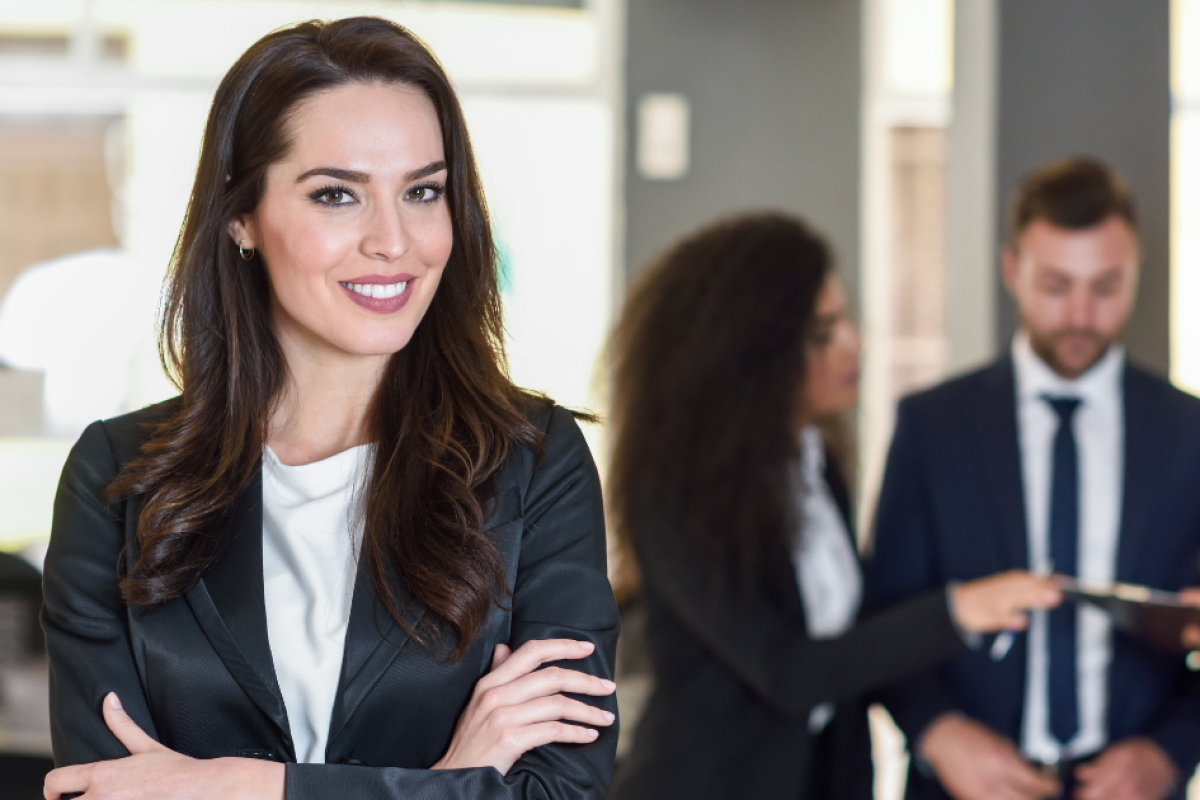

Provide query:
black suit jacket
left=610, top=461, right=966, bottom=800
left=868, top=357, right=1200, bottom=800
left=42, top=399, right=620, bottom=799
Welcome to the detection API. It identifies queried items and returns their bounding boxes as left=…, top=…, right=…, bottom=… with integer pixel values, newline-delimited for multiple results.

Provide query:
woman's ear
left=227, top=217, right=256, bottom=251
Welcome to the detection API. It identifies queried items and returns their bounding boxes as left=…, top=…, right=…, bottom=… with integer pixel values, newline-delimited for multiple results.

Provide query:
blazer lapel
left=184, top=467, right=294, bottom=757
left=966, top=359, right=1030, bottom=570
left=1115, top=366, right=1160, bottom=584
left=324, top=485, right=523, bottom=753
left=324, top=566, right=424, bottom=751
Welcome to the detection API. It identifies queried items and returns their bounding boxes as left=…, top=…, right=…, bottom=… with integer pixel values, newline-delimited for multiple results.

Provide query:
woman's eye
left=309, top=186, right=355, bottom=205
left=408, top=183, right=444, bottom=203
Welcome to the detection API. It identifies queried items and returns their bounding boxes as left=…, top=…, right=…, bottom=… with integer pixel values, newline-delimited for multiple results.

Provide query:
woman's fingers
left=952, top=571, right=1062, bottom=632
left=43, top=764, right=91, bottom=800
left=996, top=609, right=1029, bottom=631
left=498, top=693, right=615, bottom=729
left=491, top=643, right=513, bottom=671
left=502, top=720, right=602, bottom=754
left=1005, top=572, right=1062, bottom=611
left=479, top=639, right=595, bottom=688
left=480, top=665, right=616, bottom=710
left=102, top=692, right=163, bottom=755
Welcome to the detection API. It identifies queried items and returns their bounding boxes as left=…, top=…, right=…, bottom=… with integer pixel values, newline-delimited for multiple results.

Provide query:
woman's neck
left=267, top=343, right=388, bottom=467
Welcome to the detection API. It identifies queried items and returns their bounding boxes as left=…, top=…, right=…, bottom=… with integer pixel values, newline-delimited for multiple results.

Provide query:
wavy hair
left=608, top=214, right=833, bottom=595
left=107, top=17, right=542, bottom=660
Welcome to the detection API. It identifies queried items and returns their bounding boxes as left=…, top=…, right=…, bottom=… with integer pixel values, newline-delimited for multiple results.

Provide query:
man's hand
left=1074, top=737, right=1178, bottom=800
left=1179, top=589, right=1200, bottom=649
left=918, top=713, right=1060, bottom=800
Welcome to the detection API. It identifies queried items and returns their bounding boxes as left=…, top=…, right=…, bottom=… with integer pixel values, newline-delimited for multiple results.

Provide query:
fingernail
left=586, top=729, right=598, bottom=739
left=602, top=711, right=615, bottom=723
left=600, top=679, right=616, bottom=691
left=107, top=693, right=122, bottom=710
left=578, top=641, right=595, bottom=652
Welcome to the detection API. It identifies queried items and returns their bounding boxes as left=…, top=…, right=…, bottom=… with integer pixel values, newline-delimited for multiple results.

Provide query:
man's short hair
left=1008, top=156, right=1138, bottom=248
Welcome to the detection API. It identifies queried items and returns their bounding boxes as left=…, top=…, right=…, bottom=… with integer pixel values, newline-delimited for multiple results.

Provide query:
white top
left=791, top=425, right=863, bottom=732
left=262, top=444, right=369, bottom=764
left=1012, top=333, right=1124, bottom=761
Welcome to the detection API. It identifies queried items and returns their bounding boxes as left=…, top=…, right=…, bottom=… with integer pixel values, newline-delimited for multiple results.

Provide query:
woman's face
left=229, top=82, right=452, bottom=365
left=800, top=276, right=861, bottom=423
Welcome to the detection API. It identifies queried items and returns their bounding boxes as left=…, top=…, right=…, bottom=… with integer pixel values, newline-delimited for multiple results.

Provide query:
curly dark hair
left=608, top=213, right=834, bottom=596
left=107, top=17, right=543, bottom=661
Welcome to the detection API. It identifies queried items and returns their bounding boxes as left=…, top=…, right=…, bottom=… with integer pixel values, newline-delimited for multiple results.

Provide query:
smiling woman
left=229, top=83, right=454, bottom=378
left=39, top=17, right=618, bottom=800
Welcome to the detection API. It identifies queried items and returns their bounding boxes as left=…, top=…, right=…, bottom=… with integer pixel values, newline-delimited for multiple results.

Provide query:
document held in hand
left=1058, top=578, right=1200, bottom=653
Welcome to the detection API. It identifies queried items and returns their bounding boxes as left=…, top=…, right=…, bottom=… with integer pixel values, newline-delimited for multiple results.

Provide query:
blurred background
left=0, top=0, right=1195, bottom=796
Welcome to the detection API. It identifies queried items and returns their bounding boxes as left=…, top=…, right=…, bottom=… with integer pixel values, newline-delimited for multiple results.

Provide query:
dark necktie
left=1044, top=394, right=1082, bottom=747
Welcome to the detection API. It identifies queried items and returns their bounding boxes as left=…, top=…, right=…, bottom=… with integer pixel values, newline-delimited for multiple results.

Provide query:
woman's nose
left=362, top=203, right=411, bottom=262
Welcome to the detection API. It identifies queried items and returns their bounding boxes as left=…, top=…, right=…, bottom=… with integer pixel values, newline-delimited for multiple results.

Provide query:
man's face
left=1002, top=215, right=1139, bottom=379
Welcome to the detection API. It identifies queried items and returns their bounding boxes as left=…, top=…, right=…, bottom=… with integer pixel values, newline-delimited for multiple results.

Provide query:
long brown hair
left=108, top=17, right=541, bottom=660
left=608, top=214, right=833, bottom=595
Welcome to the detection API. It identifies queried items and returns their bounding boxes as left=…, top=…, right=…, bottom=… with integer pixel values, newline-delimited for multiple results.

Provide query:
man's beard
left=1028, top=327, right=1115, bottom=379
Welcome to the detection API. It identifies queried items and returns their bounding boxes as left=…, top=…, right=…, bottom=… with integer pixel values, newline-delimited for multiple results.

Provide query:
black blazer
left=42, top=399, right=620, bottom=799
left=868, top=357, right=1200, bottom=800
left=609, top=461, right=966, bottom=800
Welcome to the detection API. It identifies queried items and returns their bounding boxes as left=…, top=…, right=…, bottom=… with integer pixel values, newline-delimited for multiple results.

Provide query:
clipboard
left=1059, top=579, right=1200, bottom=653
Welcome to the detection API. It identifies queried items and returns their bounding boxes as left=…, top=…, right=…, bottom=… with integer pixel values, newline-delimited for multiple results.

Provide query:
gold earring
left=238, top=241, right=255, bottom=261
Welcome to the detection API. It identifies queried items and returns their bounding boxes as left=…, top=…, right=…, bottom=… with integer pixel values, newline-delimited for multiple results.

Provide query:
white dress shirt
left=1012, top=333, right=1124, bottom=762
left=262, top=444, right=369, bottom=764
left=791, top=425, right=863, bottom=732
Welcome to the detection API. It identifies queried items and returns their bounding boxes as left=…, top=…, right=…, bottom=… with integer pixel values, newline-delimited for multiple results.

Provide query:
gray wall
left=995, top=0, right=1171, bottom=374
left=623, top=0, right=863, bottom=302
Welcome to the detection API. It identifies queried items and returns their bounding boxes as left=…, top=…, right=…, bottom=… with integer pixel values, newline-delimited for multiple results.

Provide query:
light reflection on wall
left=1174, top=0, right=1200, bottom=395
left=860, top=3, right=953, bottom=799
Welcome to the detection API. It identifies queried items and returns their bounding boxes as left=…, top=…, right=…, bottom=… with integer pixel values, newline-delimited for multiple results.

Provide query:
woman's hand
left=43, top=693, right=284, bottom=800
left=949, top=570, right=1062, bottom=633
left=432, top=638, right=616, bottom=775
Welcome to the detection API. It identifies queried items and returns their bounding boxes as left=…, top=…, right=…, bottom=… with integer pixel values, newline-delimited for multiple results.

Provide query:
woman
left=606, top=214, right=1060, bottom=800
left=41, top=18, right=617, bottom=800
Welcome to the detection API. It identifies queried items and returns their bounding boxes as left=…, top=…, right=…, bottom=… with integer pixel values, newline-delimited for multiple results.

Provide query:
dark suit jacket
left=610, top=461, right=966, bottom=800
left=868, top=357, right=1200, bottom=800
left=42, top=398, right=620, bottom=799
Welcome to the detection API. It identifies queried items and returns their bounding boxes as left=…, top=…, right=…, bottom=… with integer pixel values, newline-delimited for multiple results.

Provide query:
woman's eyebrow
left=296, top=166, right=370, bottom=183
left=294, top=160, right=448, bottom=184
left=407, top=160, right=447, bottom=180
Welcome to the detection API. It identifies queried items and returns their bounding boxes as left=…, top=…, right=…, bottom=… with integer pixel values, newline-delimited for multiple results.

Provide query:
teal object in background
left=495, top=232, right=514, bottom=297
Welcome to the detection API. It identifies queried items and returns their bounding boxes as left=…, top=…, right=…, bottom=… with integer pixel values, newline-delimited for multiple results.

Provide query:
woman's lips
left=338, top=275, right=415, bottom=313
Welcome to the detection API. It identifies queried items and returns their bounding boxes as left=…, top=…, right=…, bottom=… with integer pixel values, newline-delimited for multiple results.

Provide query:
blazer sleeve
left=865, top=396, right=962, bottom=744
left=635, top=494, right=964, bottom=720
left=287, top=406, right=620, bottom=799
left=43, top=420, right=162, bottom=766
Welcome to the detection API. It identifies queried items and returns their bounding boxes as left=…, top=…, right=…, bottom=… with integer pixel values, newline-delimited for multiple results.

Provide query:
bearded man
left=869, top=157, right=1200, bottom=800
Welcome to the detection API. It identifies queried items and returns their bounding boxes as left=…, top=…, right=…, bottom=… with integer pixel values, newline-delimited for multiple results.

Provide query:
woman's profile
left=42, top=17, right=617, bottom=799
left=606, top=213, right=1060, bottom=800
